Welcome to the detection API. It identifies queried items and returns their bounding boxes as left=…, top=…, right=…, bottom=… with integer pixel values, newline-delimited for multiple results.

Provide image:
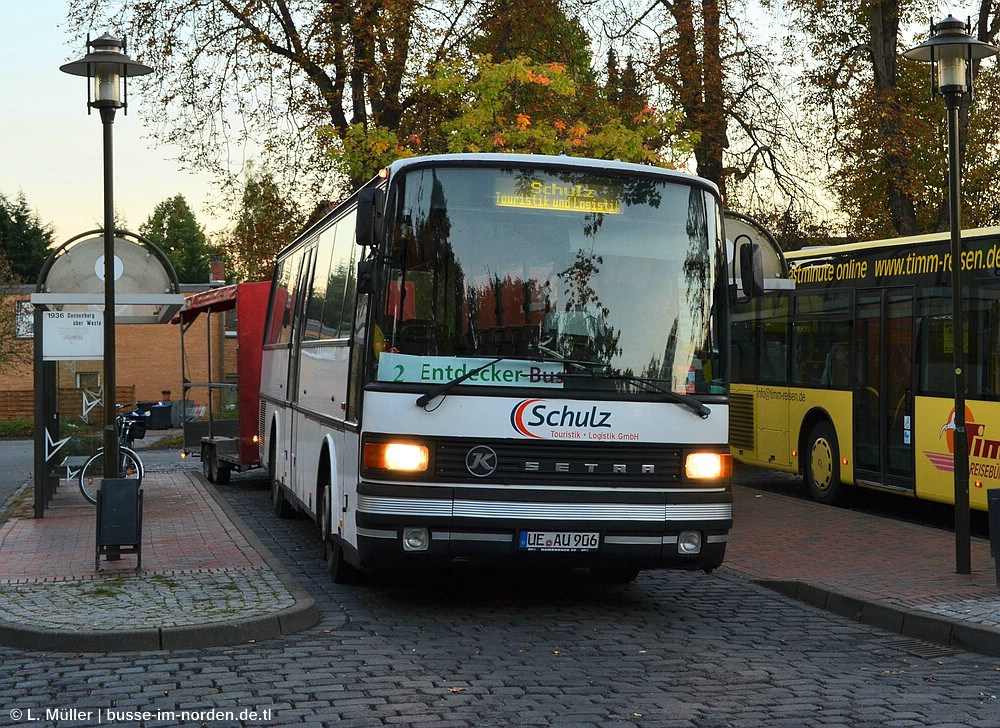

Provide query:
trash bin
left=147, top=403, right=172, bottom=430
left=96, top=478, right=143, bottom=570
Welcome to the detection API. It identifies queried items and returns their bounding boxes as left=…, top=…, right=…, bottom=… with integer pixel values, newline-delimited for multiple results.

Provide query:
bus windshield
left=374, top=164, right=725, bottom=396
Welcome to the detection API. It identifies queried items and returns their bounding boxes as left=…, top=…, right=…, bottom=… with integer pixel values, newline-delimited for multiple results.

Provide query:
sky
left=0, top=1, right=220, bottom=244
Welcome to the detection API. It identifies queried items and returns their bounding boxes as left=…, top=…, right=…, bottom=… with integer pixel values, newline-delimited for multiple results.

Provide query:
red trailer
left=175, top=281, right=270, bottom=484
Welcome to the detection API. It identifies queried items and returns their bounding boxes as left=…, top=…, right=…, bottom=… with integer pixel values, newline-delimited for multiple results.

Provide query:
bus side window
left=917, top=306, right=953, bottom=396
left=821, top=344, right=850, bottom=387
left=275, top=249, right=305, bottom=346
left=756, top=295, right=788, bottom=384
left=730, top=305, right=753, bottom=383
left=966, top=282, right=1000, bottom=398
left=264, top=256, right=292, bottom=346
left=795, top=292, right=852, bottom=390
left=792, top=323, right=825, bottom=385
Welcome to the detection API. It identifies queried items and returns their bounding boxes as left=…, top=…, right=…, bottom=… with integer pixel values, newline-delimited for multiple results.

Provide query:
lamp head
left=903, top=15, right=999, bottom=96
left=59, top=34, right=153, bottom=112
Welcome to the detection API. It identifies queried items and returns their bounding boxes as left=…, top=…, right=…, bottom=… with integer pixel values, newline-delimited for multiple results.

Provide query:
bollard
left=989, top=488, right=1000, bottom=588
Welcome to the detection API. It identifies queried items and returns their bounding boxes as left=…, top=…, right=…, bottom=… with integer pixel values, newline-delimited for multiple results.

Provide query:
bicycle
left=79, top=405, right=146, bottom=505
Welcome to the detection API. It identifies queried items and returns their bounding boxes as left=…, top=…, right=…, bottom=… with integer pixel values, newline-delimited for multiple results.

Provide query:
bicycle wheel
left=79, top=447, right=144, bottom=505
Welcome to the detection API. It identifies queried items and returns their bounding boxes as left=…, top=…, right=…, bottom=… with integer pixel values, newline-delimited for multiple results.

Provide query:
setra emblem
left=466, top=445, right=498, bottom=477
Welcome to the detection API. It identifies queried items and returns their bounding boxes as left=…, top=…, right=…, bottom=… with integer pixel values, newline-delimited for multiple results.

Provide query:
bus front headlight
left=363, top=442, right=430, bottom=472
left=684, top=452, right=732, bottom=480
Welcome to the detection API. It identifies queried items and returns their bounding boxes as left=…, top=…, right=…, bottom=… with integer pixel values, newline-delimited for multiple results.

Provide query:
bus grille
left=729, top=393, right=754, bottom=450
left=433, top=440, right=684, bottom=487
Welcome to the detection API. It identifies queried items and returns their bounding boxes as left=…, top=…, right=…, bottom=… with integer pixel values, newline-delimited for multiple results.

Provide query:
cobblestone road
left=1, top=470, right=999, bottom=727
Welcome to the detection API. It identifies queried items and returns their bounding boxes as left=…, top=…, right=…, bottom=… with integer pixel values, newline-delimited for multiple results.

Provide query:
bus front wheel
left=805, top=421, right=847, bottom=506
left=322, top=487, right=362, bottom=584
left=269, top=439, right=294, bottom=518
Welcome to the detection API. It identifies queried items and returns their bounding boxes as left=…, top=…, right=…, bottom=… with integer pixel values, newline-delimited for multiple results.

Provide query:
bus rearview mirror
left=739, top=240, right=764, bottom=298
left=356, top=187, right=385, bottom=247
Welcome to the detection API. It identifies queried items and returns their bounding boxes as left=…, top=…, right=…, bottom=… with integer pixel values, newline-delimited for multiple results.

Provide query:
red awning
left=173, top=284, right=242, bottom=324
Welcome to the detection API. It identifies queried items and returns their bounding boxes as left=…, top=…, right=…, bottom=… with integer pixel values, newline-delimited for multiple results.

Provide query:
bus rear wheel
left=805, top=421, right=847, bottom=506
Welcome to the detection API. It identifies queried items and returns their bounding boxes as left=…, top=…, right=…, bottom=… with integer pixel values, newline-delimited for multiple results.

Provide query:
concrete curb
left=757, top=578, right=1000, bottom=658
left=0, top=472, right=320, bottom=653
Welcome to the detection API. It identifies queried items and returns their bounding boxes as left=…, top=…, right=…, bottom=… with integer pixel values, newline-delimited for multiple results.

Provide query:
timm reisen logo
left=510, top=398, right=615, bottom=440
left=925, top=406, right=999, bottom=479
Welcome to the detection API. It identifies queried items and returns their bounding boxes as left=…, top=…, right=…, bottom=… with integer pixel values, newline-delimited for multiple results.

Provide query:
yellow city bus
left=730, top=226, right=1000, bottom=511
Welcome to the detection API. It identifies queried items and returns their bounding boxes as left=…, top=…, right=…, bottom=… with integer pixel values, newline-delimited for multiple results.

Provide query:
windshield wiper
left=415, top=356, right=507, bottom=407
left=559, top=371, right=711, bottom=419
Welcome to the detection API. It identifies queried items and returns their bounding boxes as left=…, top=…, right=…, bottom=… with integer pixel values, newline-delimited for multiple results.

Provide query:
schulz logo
left=510, top=398, right=613, bottom=439
left=466, top=445, right=498, bottom=477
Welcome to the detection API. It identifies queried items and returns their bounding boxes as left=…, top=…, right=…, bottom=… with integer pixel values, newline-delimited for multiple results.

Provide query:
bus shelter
left=29, top=229, right=183, bottom=517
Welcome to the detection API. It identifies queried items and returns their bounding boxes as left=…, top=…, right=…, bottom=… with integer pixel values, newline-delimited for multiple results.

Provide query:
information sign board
left=42, top=310, right=103, bottom=360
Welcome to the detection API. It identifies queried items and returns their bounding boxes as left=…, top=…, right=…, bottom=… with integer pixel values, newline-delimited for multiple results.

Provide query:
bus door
left=286, top=247, right=315, bottom=403
left=853, top=288, right=915, bottom=491
left=287, top=246, right=315, bottom=498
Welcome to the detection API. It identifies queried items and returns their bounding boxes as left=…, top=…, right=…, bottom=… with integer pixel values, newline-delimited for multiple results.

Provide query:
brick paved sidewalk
left=724, top=480, right=1000, bottom=655
left=0, top=471, right=318, bottom=651
left=0, top=470, right=263, bottom=580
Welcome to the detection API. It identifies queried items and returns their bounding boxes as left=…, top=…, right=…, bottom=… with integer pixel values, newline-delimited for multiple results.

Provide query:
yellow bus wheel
left=805, top=421, right=847, bottom=505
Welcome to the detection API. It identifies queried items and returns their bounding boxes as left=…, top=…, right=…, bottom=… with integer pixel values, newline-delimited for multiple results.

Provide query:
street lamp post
left=904, top=16, right=998, bottom=574
left=60, top=35, right=152, bottom=481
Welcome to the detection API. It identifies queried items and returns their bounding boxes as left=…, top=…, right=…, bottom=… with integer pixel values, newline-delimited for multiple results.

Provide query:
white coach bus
left=260, top=153, right=738, bottom=583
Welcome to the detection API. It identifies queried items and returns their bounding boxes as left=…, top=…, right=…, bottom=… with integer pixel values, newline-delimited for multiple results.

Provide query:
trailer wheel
left=201, top=443, right=217, bottom=483
left=201, top=442, right=232, bottom=485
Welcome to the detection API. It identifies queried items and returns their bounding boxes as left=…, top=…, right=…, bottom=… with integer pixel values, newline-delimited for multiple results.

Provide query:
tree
left=333, top=54, right=695, bottom=182
left=67, top=0, right=681, bottom=197
left=67, top=0, right=477, bottom=194
left=781, top=0, right=1000, bottom=238
left=662, top=0, right=729, bottom=190
left=597, top=0, right=819, bottom=215
left=470, top=0, right=595, bottom=79
left=0, top=191, right=54, bottom=283
left=428, top=56, right=692, bottom=161
left=778, top=0, right=930, bottom=237
left=332, top=0, right=696, bottom=181
left=0, top=254, right=31, bottom=371
left=222, top=170, right=304, bottom=282
left=139, top=195, right=214, bottom=284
